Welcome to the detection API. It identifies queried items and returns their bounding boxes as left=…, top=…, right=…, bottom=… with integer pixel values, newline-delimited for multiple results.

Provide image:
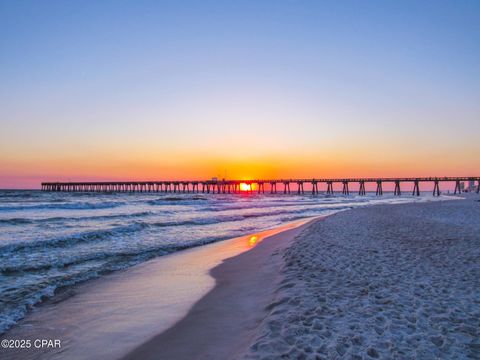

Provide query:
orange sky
left=1, top=143, right=478, bottom=189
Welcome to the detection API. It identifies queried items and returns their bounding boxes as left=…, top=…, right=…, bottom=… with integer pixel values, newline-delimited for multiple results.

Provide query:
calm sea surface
left=0, top=190, right=430, bottom=333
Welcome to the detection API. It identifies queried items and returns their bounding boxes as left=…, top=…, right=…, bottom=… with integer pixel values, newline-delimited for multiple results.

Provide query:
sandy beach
left=124, top=195, right=479, bottom=360
left=244, top=196, right=480, bottom=359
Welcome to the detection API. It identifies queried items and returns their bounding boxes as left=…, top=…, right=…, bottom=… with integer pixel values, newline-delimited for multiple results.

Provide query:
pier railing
left=41, top=177, right=480, bottom=196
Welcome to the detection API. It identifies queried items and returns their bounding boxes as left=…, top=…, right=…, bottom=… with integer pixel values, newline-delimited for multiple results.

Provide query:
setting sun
left=239, top=183, right=251, bottom=192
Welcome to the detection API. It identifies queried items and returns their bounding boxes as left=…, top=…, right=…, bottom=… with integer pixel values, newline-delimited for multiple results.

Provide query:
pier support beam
left=358, top=181, right=366, bottom=195
left=258, top=182, right=265, bottom=194
left=326, top=182, right=333, bottom=194
left=412, top=180, right=420, bottom=196
left=342, top=181, right=349, bottom=195
left=394, top=181, right=401, bottom=196
left=297, top=182, right=304, bottom=195
left=270, top=182, right=277, bottom=194
left=433, top=180, right=440, bottom=196
left=376, top=181, right=383, bottom=196
left=454, top=180, right=462, bottom=195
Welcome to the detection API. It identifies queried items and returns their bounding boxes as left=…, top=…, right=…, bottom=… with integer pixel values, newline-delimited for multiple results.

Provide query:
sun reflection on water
left=248, top=235, right=258, bottom=247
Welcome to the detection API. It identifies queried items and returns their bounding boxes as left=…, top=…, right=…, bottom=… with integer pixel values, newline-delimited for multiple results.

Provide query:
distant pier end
left=41, top=177, right=480, bottom=196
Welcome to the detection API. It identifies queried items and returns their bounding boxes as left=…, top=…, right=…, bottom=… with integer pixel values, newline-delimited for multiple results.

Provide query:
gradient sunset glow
left=1, top=1, right=479, bottom=189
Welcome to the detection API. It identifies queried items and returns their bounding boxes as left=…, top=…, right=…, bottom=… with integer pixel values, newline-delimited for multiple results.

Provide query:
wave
left=1, top=250, right=141, bottom=274
left=0, top=218, right=221, bottom=258
left=1, top=232, right=232, bottom=274
left=145, top=208, right=328, bottom=227
left=0, top=191, right=40, bottom=199
left=0, top=222, right=148, bottom=255
left=1, top=205, right=342, bottom=274
left=0, top=201, right=126, bottom=212
left=0, top=211, right=154, bottom=226
left=147, top=196, right=207, bottom=205
left=0, top=218, right=33, bottom=225
left=0, top=205, right=352, bottom=256
left=0, top=284, right=57, bottom=334
left=202, top=198, right=340, bottom=212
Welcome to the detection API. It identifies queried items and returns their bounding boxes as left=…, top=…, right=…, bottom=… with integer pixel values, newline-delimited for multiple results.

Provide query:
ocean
left=0, top=189, right=429, bottom=334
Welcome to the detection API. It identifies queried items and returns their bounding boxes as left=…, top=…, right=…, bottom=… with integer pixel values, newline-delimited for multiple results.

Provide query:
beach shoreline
left=126, top=195, right=480, bottom=360
left=0, top=216, right=317, bottom=360
left=123, top=217, right=320, bottom=360
left=1, top=189, right=409, bottom=337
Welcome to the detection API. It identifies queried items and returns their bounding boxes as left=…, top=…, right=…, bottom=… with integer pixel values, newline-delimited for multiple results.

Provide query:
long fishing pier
left=42, top=177, right=479, bottom=196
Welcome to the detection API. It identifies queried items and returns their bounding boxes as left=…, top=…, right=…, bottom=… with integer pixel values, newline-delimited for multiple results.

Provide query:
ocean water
left=0, top=190, right=431, bottom=334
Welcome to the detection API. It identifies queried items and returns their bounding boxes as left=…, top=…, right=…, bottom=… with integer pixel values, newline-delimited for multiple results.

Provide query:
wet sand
left=123, top=218, right=319, bottom=360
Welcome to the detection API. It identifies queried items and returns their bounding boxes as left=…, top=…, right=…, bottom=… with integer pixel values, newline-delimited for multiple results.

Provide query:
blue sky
left=1, top=1, right=479, bottom=186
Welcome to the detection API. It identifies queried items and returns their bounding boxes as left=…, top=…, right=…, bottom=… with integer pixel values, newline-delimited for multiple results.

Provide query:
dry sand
left=245, top=196, right=480, bottom=359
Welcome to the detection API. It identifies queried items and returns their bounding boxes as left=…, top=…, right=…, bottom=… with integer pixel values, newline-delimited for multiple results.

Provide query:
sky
left=1, top=0, right=479, bottom=188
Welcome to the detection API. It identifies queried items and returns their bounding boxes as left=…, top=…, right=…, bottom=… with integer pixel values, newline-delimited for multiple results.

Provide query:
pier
left=41, top=177, right=480, bottom=196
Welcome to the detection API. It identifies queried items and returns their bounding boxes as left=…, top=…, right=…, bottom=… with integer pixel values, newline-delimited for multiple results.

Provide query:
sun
left=239, top=183, right=251, bottom=191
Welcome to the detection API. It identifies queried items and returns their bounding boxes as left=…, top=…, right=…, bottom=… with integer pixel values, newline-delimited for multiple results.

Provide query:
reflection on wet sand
left=248, top=235, right=258, bottom=247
